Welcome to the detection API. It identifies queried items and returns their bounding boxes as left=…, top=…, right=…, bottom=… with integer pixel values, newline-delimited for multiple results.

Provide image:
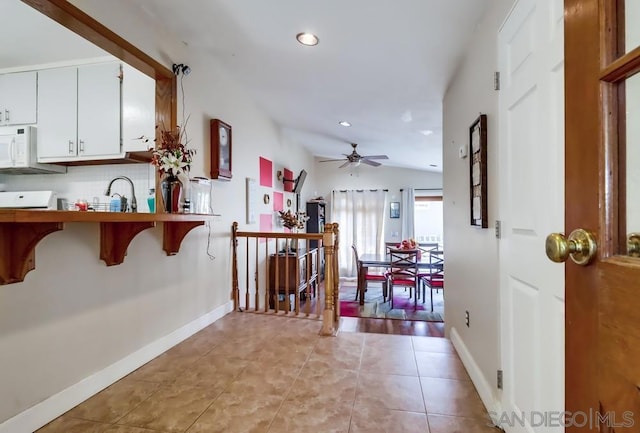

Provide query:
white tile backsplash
left=0, top=163, right=155, bottom=212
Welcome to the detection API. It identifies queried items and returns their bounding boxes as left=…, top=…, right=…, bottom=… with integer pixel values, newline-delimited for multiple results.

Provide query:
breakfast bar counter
left=0, top=210, right=219, bottom=285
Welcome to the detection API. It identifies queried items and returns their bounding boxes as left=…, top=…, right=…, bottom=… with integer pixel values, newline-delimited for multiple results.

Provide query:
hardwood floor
left=339, top=316, right=445, bottom=337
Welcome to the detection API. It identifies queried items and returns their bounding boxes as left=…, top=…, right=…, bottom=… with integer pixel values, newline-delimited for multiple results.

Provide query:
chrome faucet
left=105, top=176, right=137, bottom=213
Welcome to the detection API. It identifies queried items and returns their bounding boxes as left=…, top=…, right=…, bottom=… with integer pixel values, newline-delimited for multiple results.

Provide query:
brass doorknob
left=628, top=233, right=640, bottom=257
left=545, top=229, right=597, bottom=266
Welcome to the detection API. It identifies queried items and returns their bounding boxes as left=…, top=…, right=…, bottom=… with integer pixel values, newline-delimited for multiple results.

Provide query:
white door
left=77, top=62, right=121, bottom=157
left=0, top=71, right=37, bottom=126
left=497, top=0, right=564, bottom=432
left=37, top=66, right=78, bottom=160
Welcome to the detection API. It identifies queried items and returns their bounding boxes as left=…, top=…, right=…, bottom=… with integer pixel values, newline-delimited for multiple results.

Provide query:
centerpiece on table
left=148, top=124, right=196, bottom=213
left=397, top=238, right=421, bottom=259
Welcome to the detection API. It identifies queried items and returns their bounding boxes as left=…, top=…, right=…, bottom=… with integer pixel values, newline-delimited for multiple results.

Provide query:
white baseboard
left=450, top=327, right=502, bottom=417
left=0, top=300, right=234, bottom=433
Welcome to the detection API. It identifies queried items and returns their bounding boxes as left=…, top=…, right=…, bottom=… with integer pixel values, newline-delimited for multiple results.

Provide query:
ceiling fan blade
left=360, top=159, right=382, bottom=167
left=319, top=158, right=346, bottom=163
left=361, top=155, right=388, bottom=160
left=339, top=160, right=352, bottom=168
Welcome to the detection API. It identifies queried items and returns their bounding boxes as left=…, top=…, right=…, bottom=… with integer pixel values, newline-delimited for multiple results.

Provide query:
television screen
left=293, top=169, right=307, bottom=194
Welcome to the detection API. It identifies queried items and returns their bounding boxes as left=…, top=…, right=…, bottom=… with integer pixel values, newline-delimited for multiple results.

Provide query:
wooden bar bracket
left=163, top=221, right=205, bottom=256
left=0, top=222, right=64, bottom=285
left=100, top=221, right=156, bottom=266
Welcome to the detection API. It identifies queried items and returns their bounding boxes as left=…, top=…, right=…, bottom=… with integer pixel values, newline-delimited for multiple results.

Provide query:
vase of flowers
left=278, top=210, right=309, bottom=251
left=149, top=125, right=195, bottom=213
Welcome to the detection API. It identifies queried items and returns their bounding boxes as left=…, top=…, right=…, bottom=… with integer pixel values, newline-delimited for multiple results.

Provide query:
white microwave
left=0, top=126, right=65, bottom=174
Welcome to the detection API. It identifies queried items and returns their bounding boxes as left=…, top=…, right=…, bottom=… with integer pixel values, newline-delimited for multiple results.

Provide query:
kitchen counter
left=0, top=209, right=220, bottom=285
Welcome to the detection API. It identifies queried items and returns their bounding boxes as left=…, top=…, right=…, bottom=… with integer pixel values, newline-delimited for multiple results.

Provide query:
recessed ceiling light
left=429, top=164, right=438, bottom=167
left=296, top=32, right=319, bottom=46
left=421, top=130, right=434, bottom=136
left=338, top=121, right=351, bottom=127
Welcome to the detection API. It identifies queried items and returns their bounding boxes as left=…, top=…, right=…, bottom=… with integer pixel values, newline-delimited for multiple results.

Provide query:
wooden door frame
left=565, top=0, right=601, bottom=420
left=565, top=0, right=640, bottom=427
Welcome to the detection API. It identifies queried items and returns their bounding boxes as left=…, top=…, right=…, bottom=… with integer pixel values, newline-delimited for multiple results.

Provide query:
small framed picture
left=469, top=114, right=488, bottom=228
left=390, top=202, right=400, bottom=219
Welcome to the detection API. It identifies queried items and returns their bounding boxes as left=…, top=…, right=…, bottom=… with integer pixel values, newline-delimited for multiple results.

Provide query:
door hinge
left=494, top=71, right=500, bottom=91
left=495, top=220, right=502, bottom=239
left=497, top=369, right=503, bottom=389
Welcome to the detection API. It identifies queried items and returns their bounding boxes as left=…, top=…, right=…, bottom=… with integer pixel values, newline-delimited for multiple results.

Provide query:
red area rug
left=339, top=282, right=444, bottom=322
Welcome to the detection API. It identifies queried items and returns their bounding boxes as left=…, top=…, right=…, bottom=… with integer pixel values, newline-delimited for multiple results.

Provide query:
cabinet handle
left=68, top=140, right=74, bottom=154
left=0, top=110, right=3, bottom=122
left=79, top=140, right=85, bottom=153
left=4, top=110, right=8, bottom=122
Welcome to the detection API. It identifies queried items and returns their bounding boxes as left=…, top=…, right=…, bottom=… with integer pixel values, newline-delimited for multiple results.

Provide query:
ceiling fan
left=319, top=143, right=389, bottom=168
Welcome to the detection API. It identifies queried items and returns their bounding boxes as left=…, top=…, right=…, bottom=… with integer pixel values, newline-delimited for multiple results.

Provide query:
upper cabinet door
left=37, top=67, right=78, bottom=160
left=77, top=62, right=121, bottom=157
left=0, top=71, right=37, bottom=126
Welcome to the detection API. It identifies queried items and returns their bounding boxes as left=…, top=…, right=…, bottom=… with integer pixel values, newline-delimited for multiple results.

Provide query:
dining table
left=357, top=251, right=441, bottom=305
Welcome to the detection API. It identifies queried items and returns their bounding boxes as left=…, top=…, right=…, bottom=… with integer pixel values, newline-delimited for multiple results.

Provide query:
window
left=414, top=196, right=443, bottom=245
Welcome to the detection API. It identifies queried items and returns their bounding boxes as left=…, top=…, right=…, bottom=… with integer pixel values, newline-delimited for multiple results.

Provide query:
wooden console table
left=0, top=210, right=219, bottom=285
left=268, top=248, right=318, bottom=309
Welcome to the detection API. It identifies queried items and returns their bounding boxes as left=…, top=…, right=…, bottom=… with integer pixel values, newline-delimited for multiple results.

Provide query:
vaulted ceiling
left=5, top=0, right=489, bottom=172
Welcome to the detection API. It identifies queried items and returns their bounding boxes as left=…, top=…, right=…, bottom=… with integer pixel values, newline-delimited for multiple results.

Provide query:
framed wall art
left=469, top=114, right=488, bottom=228
left=390, top=202, right=400, bottom=219
left=210, top=118, right=232, bottom=180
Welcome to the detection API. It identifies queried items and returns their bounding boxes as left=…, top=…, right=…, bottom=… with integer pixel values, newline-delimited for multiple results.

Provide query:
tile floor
left=37, top=312, right=497, bottom=433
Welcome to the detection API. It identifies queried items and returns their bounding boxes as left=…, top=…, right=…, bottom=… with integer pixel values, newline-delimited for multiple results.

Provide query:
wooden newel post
left=231, top=222, right=241, bottom=311
left=332, top=223, right=340, bottom=326
left=320, top=223, right=338, bottom=336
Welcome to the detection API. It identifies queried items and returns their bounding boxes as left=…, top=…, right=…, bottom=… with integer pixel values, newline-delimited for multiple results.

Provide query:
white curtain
left=331, top=189, right=387, bottom=277
left=401, top=188, right=415, bottom=240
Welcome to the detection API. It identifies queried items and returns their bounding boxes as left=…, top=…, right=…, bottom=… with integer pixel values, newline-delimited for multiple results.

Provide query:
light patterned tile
left=428, top=414, right=498, bottom=433
left=173, top=356, right=248, bottom=389
left=364, top=333, right=414, bottom=351
left=226, top=362, right=301, bottom=396
left=116, top=384, right=221, bottom=433
left=356, top=372, right=425, bottom=413
left=125, top=353, right=201, bottom=384
left=421, top=377, right=488, bottom=419
left=412, top=336, right=456, bottom=354
left=415, top=352, right=469, bottom=380
left=360, top=346, right=418, bottom=376
left=267, top=400, right=352, bottom=433
left=36, top=417, right=111, bottom=433
left=349, top=401, right=429, bottom=433
left=286, top=364, right=358, bottom=404
left=186, top=392, right=282, bottom=433
left=66, top=377, right=160, bottom=423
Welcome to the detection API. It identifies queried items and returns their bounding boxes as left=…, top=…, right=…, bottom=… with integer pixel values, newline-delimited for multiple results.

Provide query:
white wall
left=0, top=1, right=315, bottom=428
left=442, top=0, right=514, bottom=407
left=313, top=159, right=442, bottom=242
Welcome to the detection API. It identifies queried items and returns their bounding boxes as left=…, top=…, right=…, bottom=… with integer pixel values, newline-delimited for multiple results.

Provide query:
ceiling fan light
left=353, top=160, right=361, bottom=167
left=338, top=121, right=351, bottom=127
left=296, top=32, right=319, bottom=46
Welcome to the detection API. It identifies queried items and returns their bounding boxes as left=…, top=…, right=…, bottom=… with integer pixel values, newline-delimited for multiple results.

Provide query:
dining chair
left=416, top=242, right=439, bottom=301
left=420, top=249, right=444, bottom=311
left=386, top=248, right=419, bottom=309
left=384, top=241, right=399, bottom=254
left=351, top=245, right=388, bottom=302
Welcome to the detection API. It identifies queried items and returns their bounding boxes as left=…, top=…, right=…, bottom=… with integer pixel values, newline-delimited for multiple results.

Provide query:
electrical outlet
left=465, top=310, right=470, bottom=327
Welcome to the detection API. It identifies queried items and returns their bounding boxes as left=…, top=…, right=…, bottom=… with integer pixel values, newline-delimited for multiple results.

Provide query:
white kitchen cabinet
left=0, top=71, right=37, bottom=126
left=37, top=62, right=121, bottom=162
left=121, top=63, right=156, bottom=152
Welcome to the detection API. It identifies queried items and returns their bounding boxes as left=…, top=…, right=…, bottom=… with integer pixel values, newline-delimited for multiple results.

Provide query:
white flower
left=160, top=153, right=188, bottom=176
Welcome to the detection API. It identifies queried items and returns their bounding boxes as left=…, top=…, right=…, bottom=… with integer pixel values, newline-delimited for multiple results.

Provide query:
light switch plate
left=459, top=144, right=468, bottom=159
